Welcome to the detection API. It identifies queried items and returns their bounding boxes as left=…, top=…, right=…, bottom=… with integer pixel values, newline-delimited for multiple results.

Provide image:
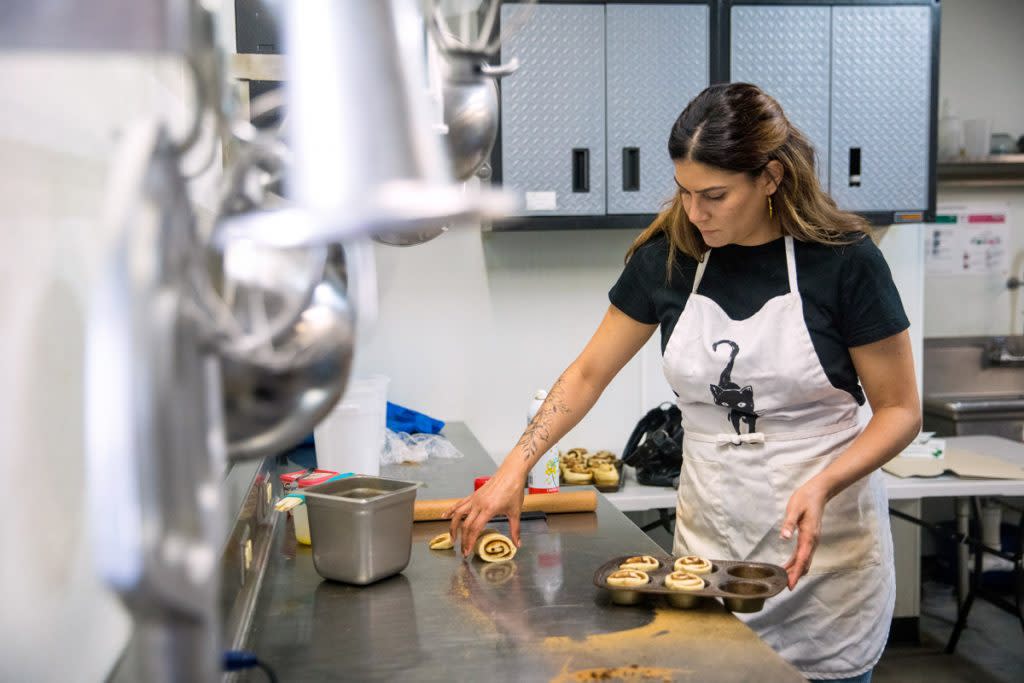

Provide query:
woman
left=445, top=83, right=921, bottom=682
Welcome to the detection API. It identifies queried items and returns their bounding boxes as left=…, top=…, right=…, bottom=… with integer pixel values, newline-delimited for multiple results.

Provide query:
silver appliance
left=3, top=1, right=525, bottom=681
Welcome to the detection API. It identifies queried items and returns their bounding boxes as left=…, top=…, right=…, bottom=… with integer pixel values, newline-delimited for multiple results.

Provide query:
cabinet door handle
left=848, top=147, right=862, bottom=187
left=572, top=148, right=590, bottom=193
left=623, top=147, right=640, bottom=192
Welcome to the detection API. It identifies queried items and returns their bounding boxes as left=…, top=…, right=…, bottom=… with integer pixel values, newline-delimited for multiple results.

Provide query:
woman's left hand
left=779, top=480, right=829, bottom=590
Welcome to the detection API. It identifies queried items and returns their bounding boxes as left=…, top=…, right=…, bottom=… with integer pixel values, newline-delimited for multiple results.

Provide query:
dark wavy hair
left=627, top=83, right=869, bottom=271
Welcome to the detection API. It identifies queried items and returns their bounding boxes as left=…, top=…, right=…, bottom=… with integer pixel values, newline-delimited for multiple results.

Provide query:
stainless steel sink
left=924, top=393, right=1024, bottom=419
left=923, top=337, right=1024, bottom=441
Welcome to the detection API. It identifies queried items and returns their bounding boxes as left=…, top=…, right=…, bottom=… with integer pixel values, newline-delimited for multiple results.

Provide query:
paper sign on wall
left=926, top=204, right=1010, bottom=275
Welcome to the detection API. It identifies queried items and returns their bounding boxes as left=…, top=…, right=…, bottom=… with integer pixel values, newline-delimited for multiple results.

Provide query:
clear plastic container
left=314, top=375, right=390, bottom=476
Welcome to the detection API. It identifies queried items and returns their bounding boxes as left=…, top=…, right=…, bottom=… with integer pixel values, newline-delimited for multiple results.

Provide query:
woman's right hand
left=443, top=463, right=527, bottom=557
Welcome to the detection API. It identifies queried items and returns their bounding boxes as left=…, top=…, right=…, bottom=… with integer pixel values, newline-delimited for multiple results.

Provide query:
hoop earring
left=768, top=195, right=774, bottom=220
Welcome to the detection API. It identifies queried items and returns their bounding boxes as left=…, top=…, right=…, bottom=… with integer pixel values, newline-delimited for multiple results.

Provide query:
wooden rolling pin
left=414, top=489, right=597, bottom=522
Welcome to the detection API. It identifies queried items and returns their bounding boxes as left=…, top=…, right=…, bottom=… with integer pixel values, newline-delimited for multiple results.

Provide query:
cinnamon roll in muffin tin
left=593, top=555, right=787, bottom=612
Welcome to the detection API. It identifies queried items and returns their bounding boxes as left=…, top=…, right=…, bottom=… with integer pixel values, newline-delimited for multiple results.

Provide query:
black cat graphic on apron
left=708, top=339, right=757, bottom=434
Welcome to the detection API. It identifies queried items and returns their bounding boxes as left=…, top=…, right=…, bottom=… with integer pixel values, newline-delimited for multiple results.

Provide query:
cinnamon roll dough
left=619, top=555, right=660, bottom=572
left=591, top=463, right=619, bottom=486
left=673, top=555, right=712, bottom=575
left=474, top=528, right=517, bottom=562
left=562, top=464, right=593, bottom=484
left=606, top=569, right=650, bottom=587
left=428, top=532, right=454, bottom=550
left=587, top=451, right=617, bottom=466
left=664, top=571, right=704, bottom=591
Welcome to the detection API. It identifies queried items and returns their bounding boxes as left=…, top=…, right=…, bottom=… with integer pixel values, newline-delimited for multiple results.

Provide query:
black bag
left=622, top=402, right=684, bottom=488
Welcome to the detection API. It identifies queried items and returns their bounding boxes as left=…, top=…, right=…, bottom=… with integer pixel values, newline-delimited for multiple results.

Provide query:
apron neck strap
left=784, top=235, right=797, bottom=293
left=692, top=235, right=797, bottom=294
left=692, top=251, right=710, bottom=293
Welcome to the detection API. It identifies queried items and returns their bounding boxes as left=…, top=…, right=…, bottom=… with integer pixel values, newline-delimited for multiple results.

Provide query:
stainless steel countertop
left=242, top=423, right=803, bottom=682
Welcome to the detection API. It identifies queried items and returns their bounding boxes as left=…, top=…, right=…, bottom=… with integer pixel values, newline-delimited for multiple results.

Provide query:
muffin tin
left=593, top=555, right=787, bottom=613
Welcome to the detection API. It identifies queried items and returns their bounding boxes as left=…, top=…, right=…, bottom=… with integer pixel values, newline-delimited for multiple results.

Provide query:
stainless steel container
left=303, top=475, right=420, bottom=585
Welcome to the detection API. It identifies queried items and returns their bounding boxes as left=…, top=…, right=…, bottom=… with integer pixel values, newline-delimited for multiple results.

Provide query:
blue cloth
left=285, top=433, right=318, bottom=470
left=386, top=401, right=445, bottom=435
left=809, top=671, right=872, bottom=683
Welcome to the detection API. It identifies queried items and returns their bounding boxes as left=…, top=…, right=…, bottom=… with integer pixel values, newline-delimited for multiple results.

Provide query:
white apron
left=664, top=236, right=895, bottom=679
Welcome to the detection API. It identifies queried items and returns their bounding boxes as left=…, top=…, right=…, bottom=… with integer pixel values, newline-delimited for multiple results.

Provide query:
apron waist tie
left=715, top=432, right=765, bottom=446
left=687, top=418, right=860, bottom=445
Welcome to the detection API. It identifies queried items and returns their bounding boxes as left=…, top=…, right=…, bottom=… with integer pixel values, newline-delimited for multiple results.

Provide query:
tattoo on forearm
left=518, top=374, right=572, bottom=462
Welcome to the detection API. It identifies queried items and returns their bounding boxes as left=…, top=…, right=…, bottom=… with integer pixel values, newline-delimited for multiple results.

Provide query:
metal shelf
left=938, top=154, right=1024, bottom=187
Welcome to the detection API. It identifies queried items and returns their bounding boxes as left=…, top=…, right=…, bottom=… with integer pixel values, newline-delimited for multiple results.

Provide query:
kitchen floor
left=638, top=520, right=1023, bottom=682
left=875, top=580, right=1024, bottom=683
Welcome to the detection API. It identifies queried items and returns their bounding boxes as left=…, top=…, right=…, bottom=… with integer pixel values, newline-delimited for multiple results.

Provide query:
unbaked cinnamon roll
left=428, top=532, right=454, bottom=550
left=587, top=451, right=617, bottom=466
left=606, top=569, right=650, bottom=587
left=591, top=463, right=619, bottom=486
left=562, top=464, right=593, bottom=484
left=673, top=555, right=713, bottom=575
left=473, top=528, right=517, bottom=562
left=664, top=571, right=704, bottom=591
left=619, top=555, right=660, bottom=572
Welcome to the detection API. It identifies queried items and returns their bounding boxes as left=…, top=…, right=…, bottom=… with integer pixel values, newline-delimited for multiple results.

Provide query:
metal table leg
left=639, top=508, right=674, bottom=536
left=956, top=497, right=971, bottom=608
left=946, top=523, right=985, bottom=654
left=889, top=502, right=1023, bottom=654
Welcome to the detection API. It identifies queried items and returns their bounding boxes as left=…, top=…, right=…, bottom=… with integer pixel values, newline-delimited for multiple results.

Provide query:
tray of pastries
left=593, top=554, right=787, bottom=612
left=558, top=448, right=624, bottom=493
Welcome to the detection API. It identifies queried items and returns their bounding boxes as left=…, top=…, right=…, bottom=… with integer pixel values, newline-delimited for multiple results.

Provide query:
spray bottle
left=526, top=389, right=560, bottom=494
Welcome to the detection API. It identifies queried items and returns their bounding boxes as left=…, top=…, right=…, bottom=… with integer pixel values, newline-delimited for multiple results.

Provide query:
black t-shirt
left=609, top=233, right=909, bottom=405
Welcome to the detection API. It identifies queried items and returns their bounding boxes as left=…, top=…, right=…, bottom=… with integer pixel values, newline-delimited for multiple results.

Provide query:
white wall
left=926, top=0, right=1024, bottom=337
left=354, top=226, right=648, bottom=461
left=0, top=55, right=212, bottom=681
left=938, top=0, right=1024, bottom=139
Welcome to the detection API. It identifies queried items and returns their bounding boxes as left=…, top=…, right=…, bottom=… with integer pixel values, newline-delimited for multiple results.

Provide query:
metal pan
left=593, top=555, right=787, bottom=613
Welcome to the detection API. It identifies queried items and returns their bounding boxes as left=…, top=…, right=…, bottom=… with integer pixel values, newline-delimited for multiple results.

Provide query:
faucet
left=984, top=335, right=1024, bottom=367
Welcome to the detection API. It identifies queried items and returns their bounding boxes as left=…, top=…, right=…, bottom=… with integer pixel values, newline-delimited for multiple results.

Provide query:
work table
left=240, top=423, right=804, bottom=682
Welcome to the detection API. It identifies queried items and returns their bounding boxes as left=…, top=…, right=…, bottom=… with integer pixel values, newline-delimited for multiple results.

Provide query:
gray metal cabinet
left=498, top=2, right=710, bottom=222
left=729, top=2, right=935, bottom=220
left=730, top=5, right=831, bottom=190
left=830, top=5, right=932, bottom=213
left=495, top=1, right=937, bottom=229
left=606, top=4, right=709, bottom=215
left=499, top=3, right=606, bottom=216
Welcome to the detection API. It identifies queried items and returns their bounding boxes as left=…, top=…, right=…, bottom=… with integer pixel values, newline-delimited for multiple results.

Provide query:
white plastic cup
left=962, top=118, right=991, bottom=160
left=314, top=375, right=390, bottom=476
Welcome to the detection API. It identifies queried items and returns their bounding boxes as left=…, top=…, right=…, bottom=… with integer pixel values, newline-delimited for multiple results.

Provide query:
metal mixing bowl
left=220, top=269, right=355, bottom=460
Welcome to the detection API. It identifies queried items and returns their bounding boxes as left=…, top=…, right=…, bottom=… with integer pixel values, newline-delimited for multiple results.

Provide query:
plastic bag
left=381, top=429, right=463, bottom=465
